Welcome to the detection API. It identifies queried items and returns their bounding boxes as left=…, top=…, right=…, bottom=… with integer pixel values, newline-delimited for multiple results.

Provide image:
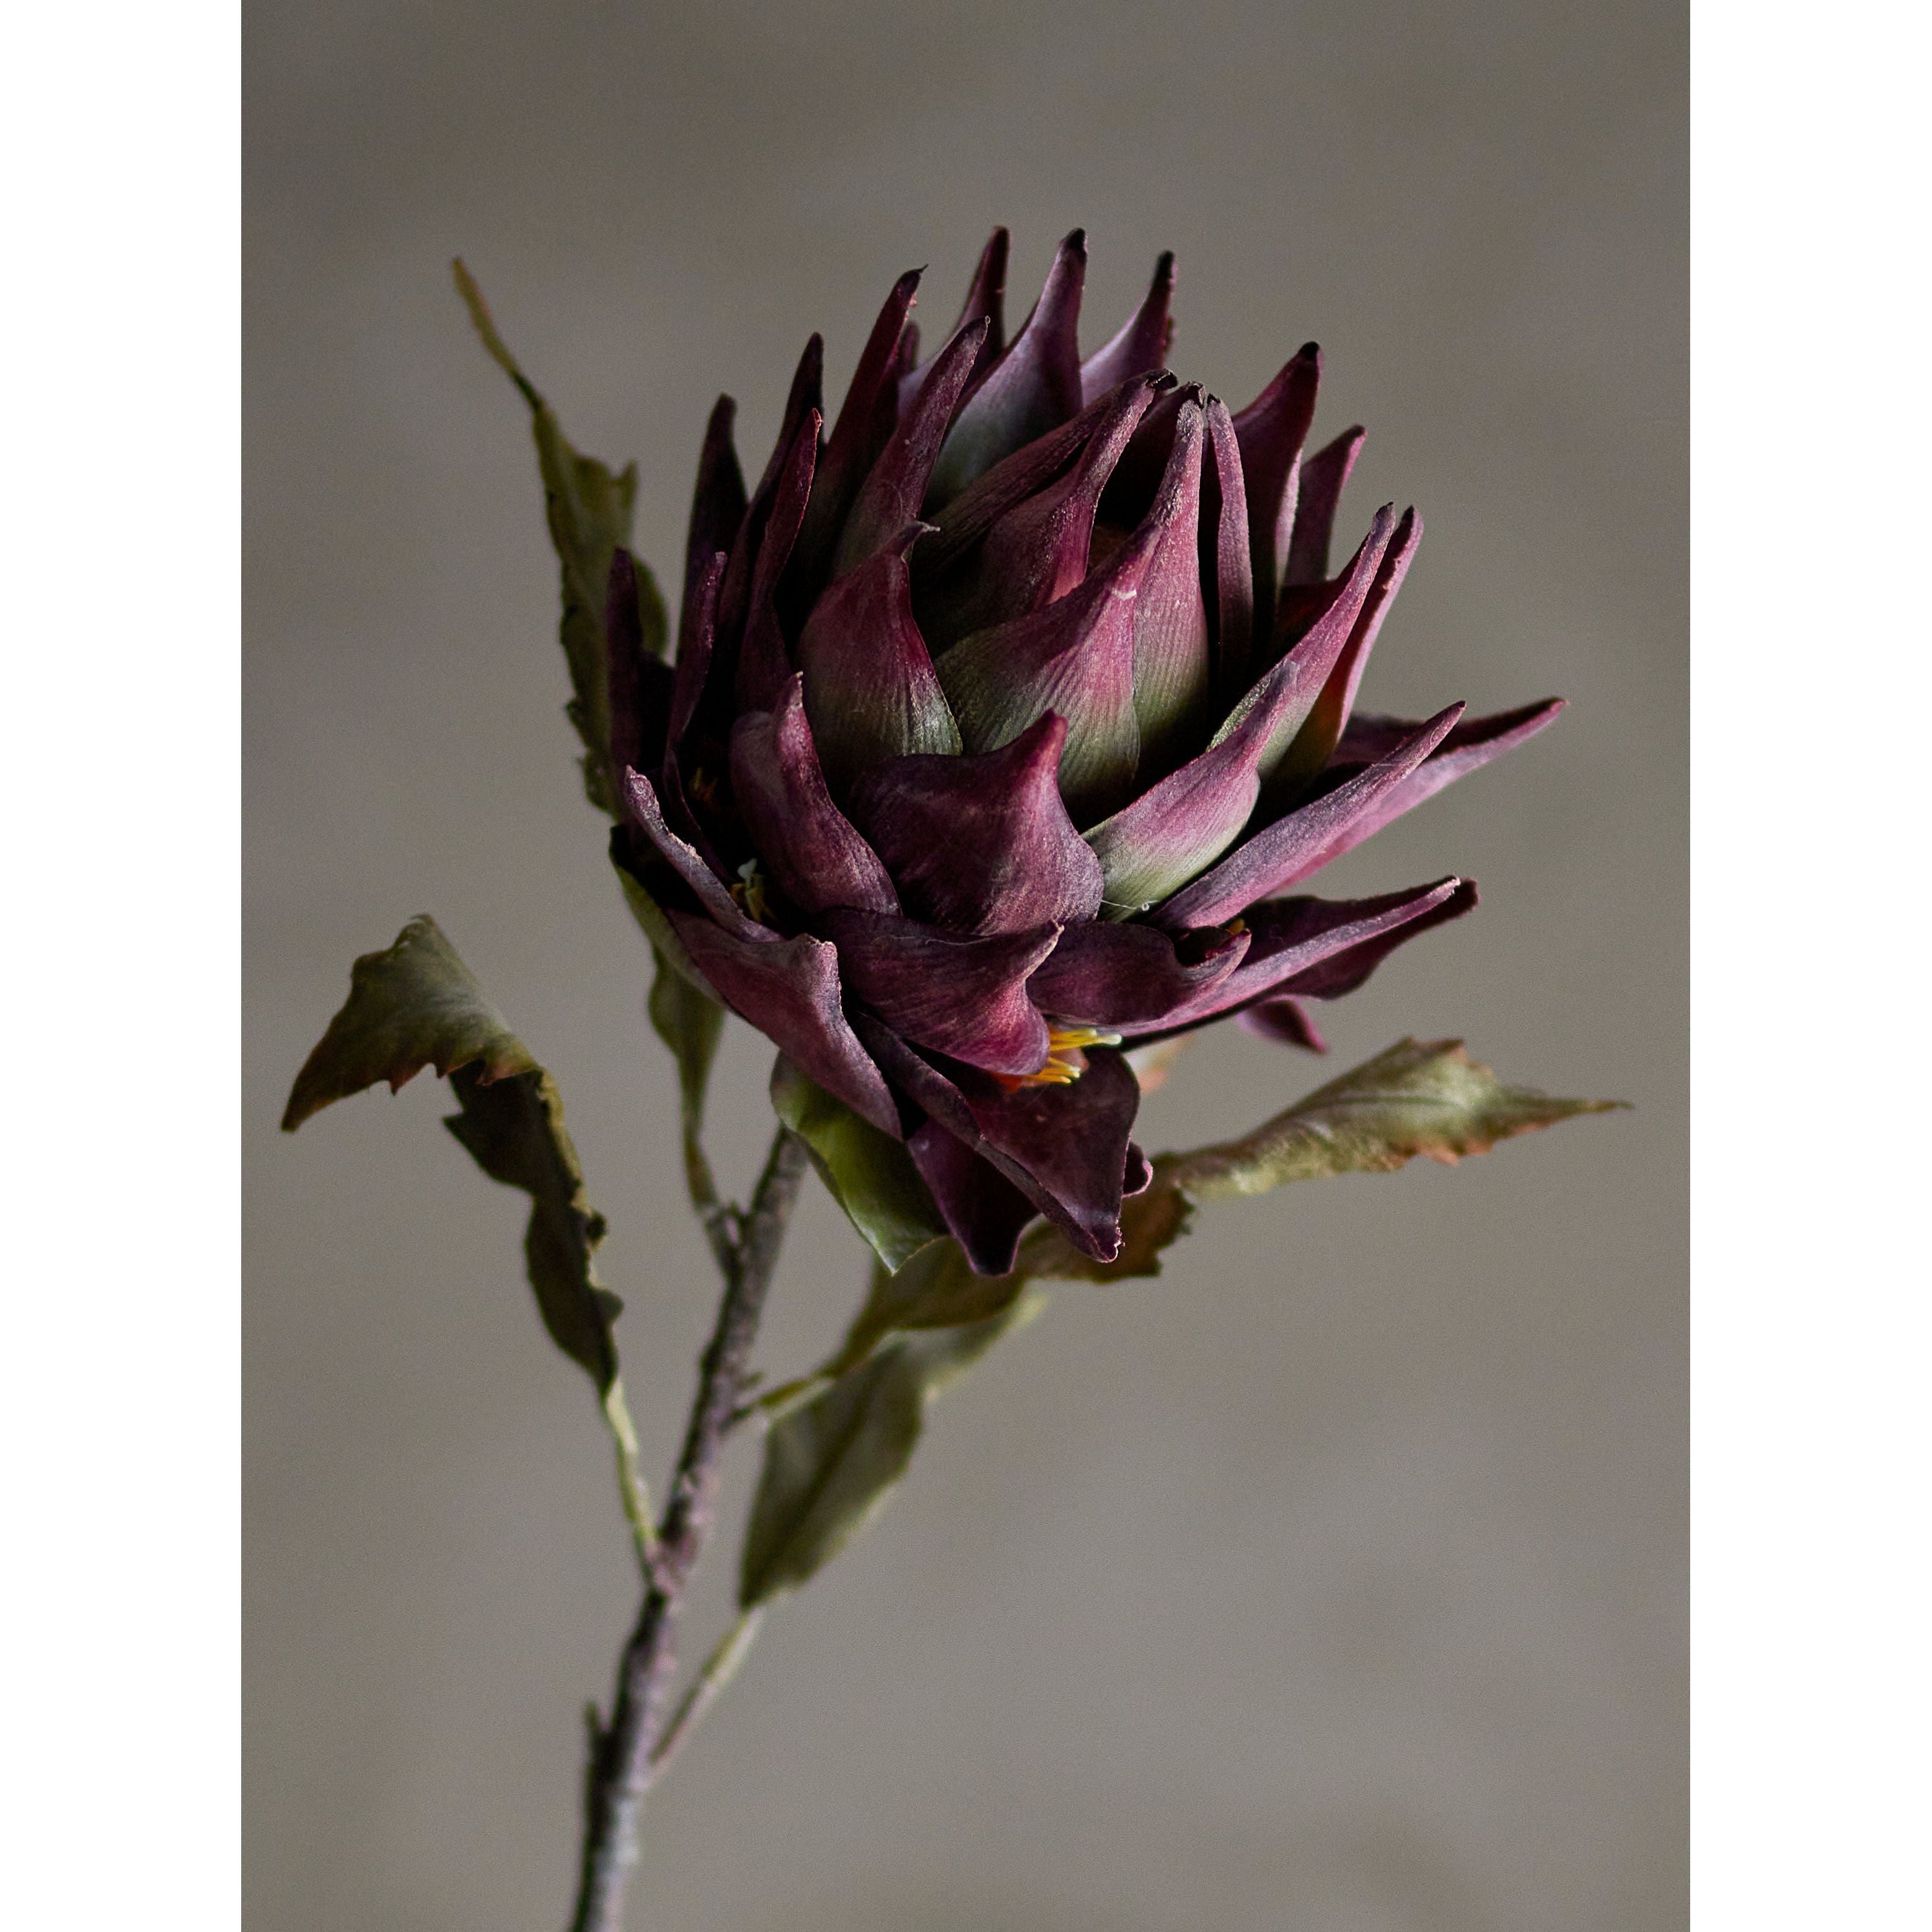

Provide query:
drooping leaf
left=281, top=916, right=621, bottom=1392
left=738, top=1296, right=1042, bottom=1609
left=769, top=1056, right=947, bottom=1272
left=455, top=259, right=665, bottom=816
left=1162, top=1036, right=1625, bottom=1198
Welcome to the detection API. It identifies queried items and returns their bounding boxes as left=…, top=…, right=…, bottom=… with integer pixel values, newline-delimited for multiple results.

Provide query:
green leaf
left=455, top=259, right=664, bottom=818
left=650, top=945, right=727, bottom=1218
left=1162, top=1036, right=1626, bottom=1199
left=738, top=1296, right=1042, bottom=1609
left=281, top=916, right=621, bottom=1393
left=769, top=1057, right=947, bottom=1273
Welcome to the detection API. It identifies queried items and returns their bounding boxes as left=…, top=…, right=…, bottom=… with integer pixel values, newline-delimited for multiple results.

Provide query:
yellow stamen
left=997, top=1024, right=1124, bottom=1091
left=730, top=861, right=769, bottom=923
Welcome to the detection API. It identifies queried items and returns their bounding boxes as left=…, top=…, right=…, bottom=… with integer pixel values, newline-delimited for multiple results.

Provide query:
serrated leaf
left=1163, top=1036, right=1625, bottom=1198
left=738, top=1297, right=1042, bottom=1609
left=455, top=259, right=661, bottom=817
left=282, top=916, right=621, bottom=1392
left=769, top=1058, right=947, bottom=1273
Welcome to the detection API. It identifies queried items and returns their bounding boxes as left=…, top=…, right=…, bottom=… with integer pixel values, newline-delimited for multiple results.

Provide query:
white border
left=1693, top=1, right=1930, bottom=1924
left=1, top=3, right=241, bottom=1921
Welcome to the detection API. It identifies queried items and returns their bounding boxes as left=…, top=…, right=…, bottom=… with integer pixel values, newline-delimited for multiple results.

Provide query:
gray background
left=245, top=1, right=1685, bottom=1926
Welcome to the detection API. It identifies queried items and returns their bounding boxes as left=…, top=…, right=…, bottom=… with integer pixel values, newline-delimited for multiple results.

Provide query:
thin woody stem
left=566, top=1124, right=808, bottom=1932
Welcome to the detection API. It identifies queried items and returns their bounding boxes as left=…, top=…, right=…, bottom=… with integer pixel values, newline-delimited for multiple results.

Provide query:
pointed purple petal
left=1080, top=251, right=1175, bottom=402
left=1128, top=396, right=1211, bottom=769
left=819, top=908, right=1057, bottom=1075
left=907, top=1122, right=1038, bottom=1275
left=680, top=396, right=747, bottom=660
left=844, top=712, right=1105, bottom=934
left=1231, top=345, right=1322, bottom=637
left=667, top=912, right=900, bottom=1134
left=1202, top=396, right=1256, bottom=696
left=857, top=1020, right=1141, bottom=1262
left=667, top=550, right=725, bottom=754
left=1271, top=508, right=1422, bottom=793
left=727, top=679, right=899, bottom=918
left=1283, top=425, right=1366, bottom=586
left=1133, top=878, right=1468, bottom=1035
left=1082, top=509, right=1397, bottom=911
left=928, top=230, right=1087, bottom=506
left=1294, top=699, right=1567, bottom=872
left=936, top=519, right=1155, bottom=824
left=1026, top=919, right=1250, bottom=1027
left=621, top=766, right=758, bottom=936
left=1238, top=995, right=1328, bottom=1051
left=838, top=318, right=990, bottom=575
left=915, top=376, right=1155, bottom=651
left=899, top=227, right=1007, bottom=414
left=606, top=546, right=674, bottom=787
left=735, top=405, right=821, bottom=712
left=1152, top=705, right=1465, bottom=928
left=796, top=524, right=961, bottom=794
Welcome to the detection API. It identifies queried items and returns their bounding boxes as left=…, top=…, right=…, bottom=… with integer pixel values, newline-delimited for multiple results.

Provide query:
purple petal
left=820, top=908, right=1057, bottom=1075
left=667, top=550, right=725, bottom=755
left=1294, top=699, right=1567, bottom=872
left=857, top=1021, right=1142, bottom=1262
left=915, top=376, right=1155, bottom=651
left=1202, top=396, right=1256, bottom=696
left=605, top=546, right=674, bottom=788
left=838, top=318, right=990, bottom=575
left=1283, top=425, right=1366, bottom=586
left=907, top=1122, right=1038, bottom=1275
left=679, top=396, right=747, bottom=661
left=796, top=524, right=962, bottom=793
left=668, top=912, right=900, bottom=1134
left=793, top=269, right=923, bottom=594
left=727, top=678, right=899, bottom=918
left=735, top=405, right=821, bottom=712
left=1134, top=878, right=1469, bottom=1036
left=936, top=519, right=1155, bottom=824
left=1232, top=345, right=1322, bottom=636
left=1152, top=705, right=1465, bottom=928
left=899, top=227, right=1007, bottom=415
left=1128, top=395, right=1211, bottom=769
left=844, top=712, right=1105, bottom=934
left=1081, top=508, right=1396, bottom=911
left=621, top=766, right=758, bottom=937
left=1271, top=507, right=1422, bottom=793
left=1080, top=250, right=1175, bottom=402
left=1238, top=995, right=1328, bottom=1051
left=928, top=230, right=1086, bottom=506
left=1026, top=919, right=1250, bottom=1027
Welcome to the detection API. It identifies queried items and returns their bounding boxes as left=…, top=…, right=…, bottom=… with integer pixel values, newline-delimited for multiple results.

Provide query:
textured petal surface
left=1232, top=345, right=1322, bottom=636
left=1202, top=394, right=1255, bottom=695
left=1238, top=994, right=1328, bottom=1051
left=1128, top=395, right=1211, bottom=769
left=727, top=680, right=899, bottom=917
left=1027, top=919, right=1250, bottom=1026
left=622, top=766, right=760, bottom=936
left=796, top=525, right=961, bottom=792
left=928, top=230, right=1087, bottom=505
left=680, top=396, right=747, bottom=656
left=899, top=227, right=1007, bottom=414
left=1283, top=425, right=1366, bottom=585
left=907, top=1121, right=1039, bottom=1276
left=844, top=712, right=1105, bottom=934
left=1154, top=703, right=1464, bottom=927
left=1080, top=251, right=1175, bottom=402
left=821, top=908, right=1058, bottom=1075
left=735, top=404, right=820, bottom=711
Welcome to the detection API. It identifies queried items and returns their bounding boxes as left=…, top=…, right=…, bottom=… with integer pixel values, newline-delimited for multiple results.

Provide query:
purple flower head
left=614, top=230, right=1562, bottom=1274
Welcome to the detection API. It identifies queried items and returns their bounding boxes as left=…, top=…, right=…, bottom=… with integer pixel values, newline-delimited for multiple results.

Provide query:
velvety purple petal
left=621, top=766, right=758, bottom=937
left=819, top=908, right=1057, bottom=1075
left=793, top=269, right=923, bottom=594
left=1081, top=508, right=1396, bottom=912
left=796, top=524, right=962, bottom=793
left=727, top=678, right=899, bottom=918
left=1293, top=699, right=1567, bottom=872
left=907, top=1122, right=1038, bottom=1275
left=1278, top=877, right=1477, bottom=998
left=936, top=519, right=1155, bottom=824
left=1133, top=877, right=1468, bottom=1035
left=1128, top=395, right=1211, bottom=769
left=844, top=713, right=1105, bottom=934
left=735, top=405, right=821, bottom=712
left=1232, top=344, right=1322, bottom=636
left=1238, top=996, right=1327, bottom=1051
left=668, top=912, right=901, bottom=1134
left=1080, top=250, right=1175, bottom=402
left=680, top=396, right=747, bottom=660
left=1026, top=919, right=1250, bottom=1027
left=899, top=227, right=1007, bottom=416
left=1283, top=425, right=1366, bottom=585
left=928, top=230, right=1087, bottom=506
left=1270, top=508, right=1422, bottom=795
left=1202, top=396, right=1256, bottom=696
left=605, top=546, right=674, bottom=788
left=857, top=1020, right=1141, bottom=1262
left=667, top=550, right=725, bottom=754
left=915, top=377, right=1154, bottom=652
left=839, top=318, right=989, bottom=576
left=1152, top=705, right=1465, bottom=928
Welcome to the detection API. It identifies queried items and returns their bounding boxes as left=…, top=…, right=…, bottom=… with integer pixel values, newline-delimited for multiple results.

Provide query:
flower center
left=996, top=1024, right=1123, bottom=1092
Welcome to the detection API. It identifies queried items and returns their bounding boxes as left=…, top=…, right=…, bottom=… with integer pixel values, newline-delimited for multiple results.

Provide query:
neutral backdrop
left=244, top=2, right=1686, bottom=1927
